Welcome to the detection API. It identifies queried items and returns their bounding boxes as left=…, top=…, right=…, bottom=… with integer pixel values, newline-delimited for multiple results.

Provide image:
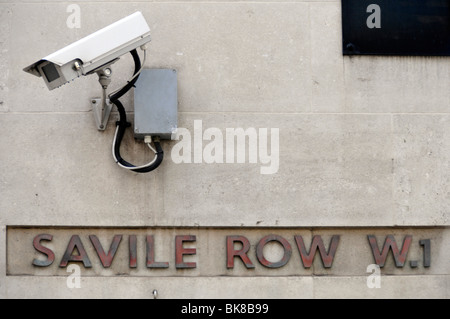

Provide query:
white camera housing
left=23, top=12, right=151, bottom=90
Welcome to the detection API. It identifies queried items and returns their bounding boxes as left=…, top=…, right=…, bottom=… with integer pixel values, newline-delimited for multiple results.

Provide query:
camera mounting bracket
left=92, top=66, right=113, bottom=131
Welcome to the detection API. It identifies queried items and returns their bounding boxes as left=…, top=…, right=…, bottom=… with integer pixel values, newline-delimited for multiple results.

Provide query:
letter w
left=294, top=235, right=340, bottom=268
left=367, top=235, right=412, bottom=268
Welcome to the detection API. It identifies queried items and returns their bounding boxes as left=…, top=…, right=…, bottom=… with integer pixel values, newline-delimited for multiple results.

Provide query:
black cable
left=110, top=49, right=164, bottom=173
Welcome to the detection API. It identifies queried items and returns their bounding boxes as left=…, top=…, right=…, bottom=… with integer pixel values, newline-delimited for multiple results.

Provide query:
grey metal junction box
left=134, top=69, right=178, bottom=140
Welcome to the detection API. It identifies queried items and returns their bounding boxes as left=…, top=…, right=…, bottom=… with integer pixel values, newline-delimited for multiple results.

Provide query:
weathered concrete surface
left=2, top=275, right=448, bottom=299
left=1, top=1, right=449, bottom=298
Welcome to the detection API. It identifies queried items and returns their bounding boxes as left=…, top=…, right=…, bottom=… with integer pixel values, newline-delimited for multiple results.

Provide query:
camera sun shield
left=23, top=11, right=151, bottom=90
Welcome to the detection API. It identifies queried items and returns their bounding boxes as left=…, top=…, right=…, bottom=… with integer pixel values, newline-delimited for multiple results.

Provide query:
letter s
left=32, top=234, right=55, bottom=267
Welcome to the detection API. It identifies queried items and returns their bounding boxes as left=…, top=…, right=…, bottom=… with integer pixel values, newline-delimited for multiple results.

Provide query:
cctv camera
left=23, top=12, right=169, bottom=174
left=23, top=11, right=151, bottom=90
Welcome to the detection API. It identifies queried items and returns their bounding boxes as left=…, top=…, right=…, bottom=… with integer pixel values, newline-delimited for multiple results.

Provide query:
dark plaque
left=341, top=0, right=450, bottom=56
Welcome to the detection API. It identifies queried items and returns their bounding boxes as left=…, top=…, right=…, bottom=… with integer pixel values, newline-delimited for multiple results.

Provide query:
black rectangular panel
left=342, top=0, right=450, bottom=56
left=42, top=63, right=60, bottom=82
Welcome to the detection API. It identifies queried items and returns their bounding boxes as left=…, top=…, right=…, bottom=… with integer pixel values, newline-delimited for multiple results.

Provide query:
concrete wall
left=0, top=1, right=449, bottom=299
